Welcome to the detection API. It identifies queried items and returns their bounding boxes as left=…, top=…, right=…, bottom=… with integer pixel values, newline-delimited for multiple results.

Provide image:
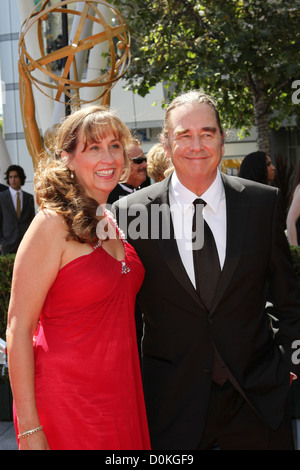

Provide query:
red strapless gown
left=26, top=240, right=150, bottom=450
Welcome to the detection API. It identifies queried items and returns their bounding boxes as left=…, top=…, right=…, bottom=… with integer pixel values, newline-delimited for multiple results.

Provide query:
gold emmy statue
left=18, top=0, right=131, bottom=167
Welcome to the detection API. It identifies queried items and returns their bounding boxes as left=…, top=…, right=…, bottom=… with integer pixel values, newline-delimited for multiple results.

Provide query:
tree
left=112, top=0, right=300, bottom=155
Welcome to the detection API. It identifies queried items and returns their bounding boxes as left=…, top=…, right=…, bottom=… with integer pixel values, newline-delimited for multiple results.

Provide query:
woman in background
left=239, top=151, right=276, bottom=185
left=146, top=142, right=173, bottom=182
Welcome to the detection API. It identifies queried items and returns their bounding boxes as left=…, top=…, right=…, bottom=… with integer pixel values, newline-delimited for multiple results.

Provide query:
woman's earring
left=70, top=171, right=74, bottom=179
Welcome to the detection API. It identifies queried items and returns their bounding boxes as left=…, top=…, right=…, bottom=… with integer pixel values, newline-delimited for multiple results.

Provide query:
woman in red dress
left=6, top=106, right=151, bottom=450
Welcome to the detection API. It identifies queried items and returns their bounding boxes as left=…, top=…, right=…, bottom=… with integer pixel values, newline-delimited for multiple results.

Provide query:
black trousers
left=198, top=380, right=294, bottom=450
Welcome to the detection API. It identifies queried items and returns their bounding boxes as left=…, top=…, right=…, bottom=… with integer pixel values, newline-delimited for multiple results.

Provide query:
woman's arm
left=287, top=185, right=300, bottom=246
left=6, top=210, right=66, bottom=450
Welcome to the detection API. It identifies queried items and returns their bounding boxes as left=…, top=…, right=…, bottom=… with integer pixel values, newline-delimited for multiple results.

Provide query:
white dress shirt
left=169, top=170, right=227, bottom=288
left=9, top=186, right=23, bottom=213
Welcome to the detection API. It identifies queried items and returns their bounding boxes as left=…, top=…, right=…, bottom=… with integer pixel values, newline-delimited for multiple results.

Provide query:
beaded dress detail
left=94, top=209, right=131, bottom=275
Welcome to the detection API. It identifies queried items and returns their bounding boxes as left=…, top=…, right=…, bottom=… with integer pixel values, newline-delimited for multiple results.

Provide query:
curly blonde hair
left=146, top=143, right=173, bottom=182
left=35, top=105, right=132, bottom=244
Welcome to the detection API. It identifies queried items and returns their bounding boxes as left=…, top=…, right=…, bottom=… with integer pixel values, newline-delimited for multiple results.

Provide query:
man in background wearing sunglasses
left=107, top=139, right=148, bottom=205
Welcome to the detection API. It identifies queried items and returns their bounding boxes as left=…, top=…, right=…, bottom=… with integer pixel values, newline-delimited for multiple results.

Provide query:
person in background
left=287, top=159, right=300, bottom=246
left=6, top=106, right=150, bottom=450
left=114, top=90, right=300, bottom=450
left=146, top=142, right=173, bottom=183
left=0, top=165, right=35, bottom=255
left=107, top=139, right=147, bottom=204
left=239, top=150, right=276, bottom=185
left=0, top=181, right=8, bottom=253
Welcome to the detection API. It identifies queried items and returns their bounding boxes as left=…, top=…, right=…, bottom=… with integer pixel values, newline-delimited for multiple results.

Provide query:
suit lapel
left=21, top=191, right=29, bottom=218
left=210, top=174, right=248, bottom=312
left=5, top=190, right=18, bottom=220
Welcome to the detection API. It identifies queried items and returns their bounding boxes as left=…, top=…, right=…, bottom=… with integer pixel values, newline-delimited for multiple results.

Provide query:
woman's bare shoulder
left=18, top=208, right=69, bottom=257
left=32, top=208, right=68, bottom=236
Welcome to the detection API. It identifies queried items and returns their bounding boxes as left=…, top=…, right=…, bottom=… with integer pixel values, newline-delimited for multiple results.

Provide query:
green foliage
left=112, top=0, right=300, bottom=147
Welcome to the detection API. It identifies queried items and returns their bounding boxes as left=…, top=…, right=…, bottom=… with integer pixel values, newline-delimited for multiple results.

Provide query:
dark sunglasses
left=131, top=155, right=147, bottom=164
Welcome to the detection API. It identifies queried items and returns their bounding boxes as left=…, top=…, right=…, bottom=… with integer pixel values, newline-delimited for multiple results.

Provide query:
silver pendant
left=121, top=260, right=130, bottom=274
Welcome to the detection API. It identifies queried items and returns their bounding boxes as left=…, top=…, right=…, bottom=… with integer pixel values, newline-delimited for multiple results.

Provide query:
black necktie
left=192, top=199, right=221, bottom=310
left=192, top=199, right=227, bottom=385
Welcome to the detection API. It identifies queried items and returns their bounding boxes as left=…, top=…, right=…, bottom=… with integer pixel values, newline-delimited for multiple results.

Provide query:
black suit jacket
left=107, top=183, right=136, bottom=206
left=114, top=173, right=300, bottom=449
left=0, top=189, right=35, bottom=255
left=0, top=184, right=8, bottom=192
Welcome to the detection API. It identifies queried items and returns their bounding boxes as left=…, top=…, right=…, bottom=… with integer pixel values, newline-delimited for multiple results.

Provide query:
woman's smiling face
left=65, top=129, right=125, bottom=204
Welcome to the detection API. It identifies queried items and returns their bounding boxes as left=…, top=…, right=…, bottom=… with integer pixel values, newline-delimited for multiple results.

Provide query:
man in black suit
left=0, top=165, right=35, bottom=255
left=114, top=91, right=300, bottom=449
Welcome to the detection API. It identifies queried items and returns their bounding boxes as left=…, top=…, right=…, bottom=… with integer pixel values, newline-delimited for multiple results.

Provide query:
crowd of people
left=3, top=90, right=300, bottom=450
